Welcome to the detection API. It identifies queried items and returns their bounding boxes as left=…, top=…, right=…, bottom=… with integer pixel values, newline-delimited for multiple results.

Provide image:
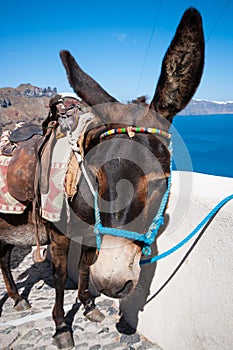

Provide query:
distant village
left=0, top=86, right=57, bottom=108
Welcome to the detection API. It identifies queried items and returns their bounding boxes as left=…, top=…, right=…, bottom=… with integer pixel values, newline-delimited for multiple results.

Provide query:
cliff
left=178, top=99, right=233, bottom=115
left=0, top=84, right=57, bottom=132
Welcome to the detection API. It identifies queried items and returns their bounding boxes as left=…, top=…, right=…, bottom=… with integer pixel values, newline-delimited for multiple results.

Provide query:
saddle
left=4, top=121, right=57, bottom=263
left=6, top=94, right=84, bottom=203
left=9, top=123, right=44, bottom=143
left=6, top=121, right=57, bottom=202
left=1, top=124, right=44, bottom=157
left=2, top=94, right=85, bottom=263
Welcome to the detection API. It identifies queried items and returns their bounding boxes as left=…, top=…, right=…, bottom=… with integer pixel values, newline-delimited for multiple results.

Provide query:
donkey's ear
left=150, top=8, right=204, bottom=121
left=60, top=50, right=118, bottom=106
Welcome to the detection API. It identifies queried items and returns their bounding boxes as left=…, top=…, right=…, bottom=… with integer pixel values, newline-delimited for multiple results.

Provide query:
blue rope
left=92, top=133, right=232, bottom=266
left=93, top=143, right=173, bottom=256
left=94, top=192, right=166, bottom=255
left=140, top=194, right=233, bottom=265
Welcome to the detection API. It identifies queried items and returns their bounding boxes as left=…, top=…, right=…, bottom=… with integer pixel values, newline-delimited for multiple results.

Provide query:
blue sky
left=1, top=0, right=232, bottom=102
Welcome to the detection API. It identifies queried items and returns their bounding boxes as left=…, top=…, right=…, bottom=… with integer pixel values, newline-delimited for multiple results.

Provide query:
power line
left=206, top=0, right=231, bottom=42
left=134, top=0, right=230, bottom=95
left=134, top=0, right=164, bottom=97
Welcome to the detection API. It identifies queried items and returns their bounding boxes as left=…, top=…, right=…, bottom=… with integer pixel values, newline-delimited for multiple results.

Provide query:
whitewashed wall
left=68, top=171, right=233, bottom=350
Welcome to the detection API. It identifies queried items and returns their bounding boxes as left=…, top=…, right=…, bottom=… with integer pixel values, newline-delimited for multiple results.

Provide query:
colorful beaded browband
left=100, top=126, right=171, bottom=139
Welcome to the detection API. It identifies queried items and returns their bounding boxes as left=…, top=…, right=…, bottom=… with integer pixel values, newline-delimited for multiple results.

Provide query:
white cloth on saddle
left=41, top=111, right=95, bottom=222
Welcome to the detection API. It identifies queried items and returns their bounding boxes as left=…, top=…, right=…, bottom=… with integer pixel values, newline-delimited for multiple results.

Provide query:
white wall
left=136, top=172, right=233, bottom=350
left=68, top=171, right=233, bottom=350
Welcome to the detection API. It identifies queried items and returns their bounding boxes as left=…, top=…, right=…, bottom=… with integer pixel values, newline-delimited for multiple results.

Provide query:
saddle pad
left=40, top=160, right=68, bottom=221
left=0, top=156, right=26, bottom=214
left=41, top=111, right=95, bottom=222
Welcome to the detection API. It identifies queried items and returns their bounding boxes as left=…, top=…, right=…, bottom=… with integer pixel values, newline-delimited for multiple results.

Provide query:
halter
left=65, top=119, right=233, bottom=266
left=93, top=126, right=172, bottom=256
left=67, top=118, right=171, bottom=256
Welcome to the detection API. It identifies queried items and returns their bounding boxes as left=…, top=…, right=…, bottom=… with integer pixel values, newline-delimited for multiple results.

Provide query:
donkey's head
left=60, top=8, right=204, bottom=298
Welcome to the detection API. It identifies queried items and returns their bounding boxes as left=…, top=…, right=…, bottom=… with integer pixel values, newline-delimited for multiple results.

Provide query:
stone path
left=0, top=246, right=161, bottom=350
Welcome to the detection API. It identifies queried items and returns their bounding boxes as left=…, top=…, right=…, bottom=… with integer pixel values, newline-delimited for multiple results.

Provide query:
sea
left=171, top=114, right=233, bottom=178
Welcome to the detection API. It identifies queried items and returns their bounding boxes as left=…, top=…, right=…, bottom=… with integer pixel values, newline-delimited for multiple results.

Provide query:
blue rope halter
left=93, top=126, right=172, bottom=256
left=79, top=125, right=233, bottom=266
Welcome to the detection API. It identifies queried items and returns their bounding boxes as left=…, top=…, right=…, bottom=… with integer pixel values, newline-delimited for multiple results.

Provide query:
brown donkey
left=0, top=8, right=204, bottom=349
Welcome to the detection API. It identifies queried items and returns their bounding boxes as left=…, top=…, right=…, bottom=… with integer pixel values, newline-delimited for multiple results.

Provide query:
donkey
left=0, top=8, right=204, bottom=349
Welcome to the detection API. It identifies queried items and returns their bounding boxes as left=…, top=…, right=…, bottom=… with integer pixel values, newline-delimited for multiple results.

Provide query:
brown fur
left=0, top=8, right=204, bottom=349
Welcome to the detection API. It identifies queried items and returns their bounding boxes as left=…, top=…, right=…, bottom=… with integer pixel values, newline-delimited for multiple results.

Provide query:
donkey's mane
left=129, top=95, right=149, bottom=106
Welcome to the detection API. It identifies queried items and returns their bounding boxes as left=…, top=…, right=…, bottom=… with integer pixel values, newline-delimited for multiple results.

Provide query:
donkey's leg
left=49, top=229, right=74, bottom=350
left=78, top=246, right=104, bottom=322
left=0, top=242, right=31, bottom=311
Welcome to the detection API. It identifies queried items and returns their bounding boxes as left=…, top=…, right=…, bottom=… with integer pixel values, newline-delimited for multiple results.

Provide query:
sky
left=1, top=0, right=233, bottom=102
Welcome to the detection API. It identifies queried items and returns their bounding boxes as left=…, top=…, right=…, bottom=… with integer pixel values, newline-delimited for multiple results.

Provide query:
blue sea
left=171, top=114, right=233, bottom=178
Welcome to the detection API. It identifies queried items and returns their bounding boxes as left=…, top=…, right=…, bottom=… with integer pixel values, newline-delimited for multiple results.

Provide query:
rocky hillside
left=0, top=84, right=57, bottom=132
left=179, top=99, right=233, bottom=115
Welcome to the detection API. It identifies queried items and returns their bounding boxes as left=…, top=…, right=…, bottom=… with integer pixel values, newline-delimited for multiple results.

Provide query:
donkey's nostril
left=114, top=280, right=133, bottom=298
